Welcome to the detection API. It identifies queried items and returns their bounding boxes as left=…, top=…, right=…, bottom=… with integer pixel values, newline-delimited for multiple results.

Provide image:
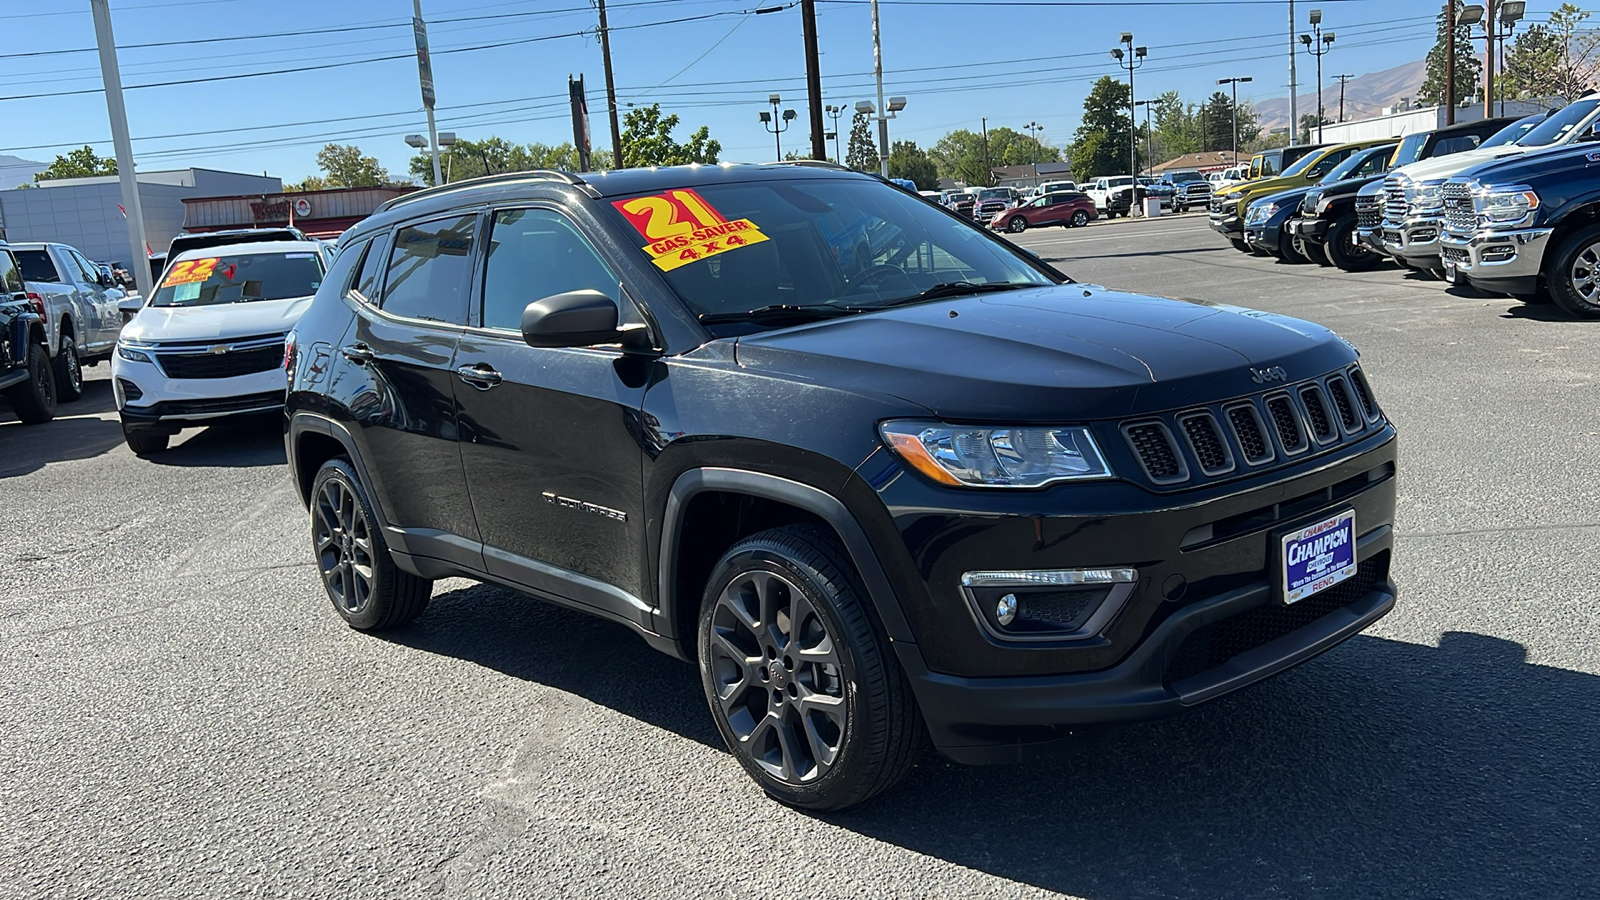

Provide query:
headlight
left=1246, top=202, right=1277, bottom=224
left=1406, top=181, right=1444, bottom=213
left=1473, top=182, right=1540, bottom=225
left=117, top=341, right=156, bottom=364
left=880, top=421, right=1114, bottom=488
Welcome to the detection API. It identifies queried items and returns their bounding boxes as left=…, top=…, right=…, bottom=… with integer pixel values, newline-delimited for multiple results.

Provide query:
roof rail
left=768, top=159, right=854, bottom=172
left=376, top=169, right=587, bottom=213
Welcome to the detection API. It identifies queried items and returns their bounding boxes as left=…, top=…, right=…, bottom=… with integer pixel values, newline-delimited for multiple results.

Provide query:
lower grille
left=1440, top=246, right=1469, bottom=264
left=116, top=378, right=143, bottom=402
left=1165, top=554, right=1387, bottom=685
left=162, top=391, right=283, bottom=417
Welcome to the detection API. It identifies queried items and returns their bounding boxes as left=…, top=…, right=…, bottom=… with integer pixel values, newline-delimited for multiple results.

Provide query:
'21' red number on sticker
left=613, top=190, right=727, bottom=242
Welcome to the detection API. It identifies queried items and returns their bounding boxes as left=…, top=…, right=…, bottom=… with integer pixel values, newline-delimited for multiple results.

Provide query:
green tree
left=34, top=146, right=116, bottom=182
left=846, top=110, right=879, bottom=172
left=1418, top=1, right=1482, bottom=106
left=1200, top=91, right=1259, bottom=154
left=929, top=130, right=990, bottom=185
left=985, top=127, right=1061, bottom=167
left=314, top=143, right=391, bottom=187
left=1503, top=4, right=1600, bottom=101
left=616, top=104, right=719, bottom=168
left=407, top=138, right=614, bottom=186
left=886, top=141, right=939, bottom=190
left=283, top=175, right=329, bottom=193
left=1069, top=76, right=1136, bottom=179
left=1151, top=91, right=1200, bottom=161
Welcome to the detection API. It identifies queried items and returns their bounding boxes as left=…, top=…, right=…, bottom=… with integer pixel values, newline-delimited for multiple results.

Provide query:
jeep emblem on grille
left=208, top=345, right=231, bottom=355
left=1249, top=365, right=1288, bottom=384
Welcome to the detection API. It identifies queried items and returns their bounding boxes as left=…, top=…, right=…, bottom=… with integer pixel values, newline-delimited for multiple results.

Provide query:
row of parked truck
left=1207, top=92, right=1600, bottom=317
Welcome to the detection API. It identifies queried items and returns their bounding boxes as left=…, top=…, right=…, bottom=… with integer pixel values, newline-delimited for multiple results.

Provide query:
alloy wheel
left=313, top=476, right=375, bottom=615
left=64, top=342, right=81, bottom=393
left=707, top=569, right=847, bottom=784
left=34, top=357, right=53, bottom=406
left=1569, top=240, right=1600, bottom=305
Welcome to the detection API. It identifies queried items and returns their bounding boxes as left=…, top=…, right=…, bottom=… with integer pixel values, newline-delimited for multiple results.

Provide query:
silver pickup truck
left=10, top=242, right=127, bottom=401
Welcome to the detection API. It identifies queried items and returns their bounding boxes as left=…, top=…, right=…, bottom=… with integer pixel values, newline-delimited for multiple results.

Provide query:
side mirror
left=100, top=273, right=116, bottom=287
left=118, top=295, right=145, bottom=316
left=521, top=289, right=623, bottom=349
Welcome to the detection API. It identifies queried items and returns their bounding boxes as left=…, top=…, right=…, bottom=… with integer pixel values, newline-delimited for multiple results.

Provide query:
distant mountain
left=0, top=154, right=47, bottom=190
left=1253, top=59, right=1429, bottom=132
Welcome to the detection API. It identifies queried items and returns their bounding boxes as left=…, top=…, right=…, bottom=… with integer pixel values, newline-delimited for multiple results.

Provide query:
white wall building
left=1313, top=100, right=1558, bottom=144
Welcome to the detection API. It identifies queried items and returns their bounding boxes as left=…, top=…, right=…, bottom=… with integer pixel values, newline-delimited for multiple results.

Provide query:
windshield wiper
left=896, top=281, right=1036, bottom=304
left=698, top=304, right=867, bottom=325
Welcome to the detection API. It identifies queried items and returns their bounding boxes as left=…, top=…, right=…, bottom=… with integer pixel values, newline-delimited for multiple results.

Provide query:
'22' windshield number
left=619, top=191, right=724, bottom=242
left=163, top=258, right=219, bottom=286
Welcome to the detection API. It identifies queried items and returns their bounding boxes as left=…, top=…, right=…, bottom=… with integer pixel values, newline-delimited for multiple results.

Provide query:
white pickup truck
left=10, top=242, right=127, bottom=401
left=1085, top=175, right=1138, bottom=218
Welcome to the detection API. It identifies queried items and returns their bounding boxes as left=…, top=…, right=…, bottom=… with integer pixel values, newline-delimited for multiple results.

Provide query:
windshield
left=1483, top=117, right=1540, bottom=147
left=1392, top=133, right=1430, bottom=166
left=1280, top=150, right=1327, bottom=178
left=1323, top=145, right=1394, bottom=182
left=149, top=251, right=323, bottom=307
left=977, top=189, right=1009, bottom=200
left=1168, top=172, right=1205, bottom=183
left=612, top=178, right=1057, bottom=326
left=1518, top=98, right=1600, bottom=147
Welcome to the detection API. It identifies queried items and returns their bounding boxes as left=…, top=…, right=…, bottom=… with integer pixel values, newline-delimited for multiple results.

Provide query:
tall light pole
left=760, top=94, right=796, bottom=160
left=411, top=0, right=443, bottom=186
left=1288, top=0, right=1300, bottom=147
left=405, top=132, right=456, bottom=184
left=1461, top=3, right=1526, bottom=117
left=826, top=105, right=844, bottom=163
left=1217, top=76, right=1252, bottom=164
left=870, top=0, right=890, bottom=176
left=856, top=96, right=906, bottom=177
left=1110, top=33, right=1146, bottom=185
left=1023, top=121, right=1043, bottom=185
left=1133, top=100, right=1153, bottom=175
left=1298, top=10, right=1335, bottom=143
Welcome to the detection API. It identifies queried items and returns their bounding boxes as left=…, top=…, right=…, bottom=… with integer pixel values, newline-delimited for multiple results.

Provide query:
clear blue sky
left=1, top=0, right=1451, bottom=182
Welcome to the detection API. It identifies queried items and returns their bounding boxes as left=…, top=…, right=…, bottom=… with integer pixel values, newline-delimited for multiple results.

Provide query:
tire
left=1278, top=232, right=1309, bottom=264
left=698, top=524, right=923, bottom=812
left=1323, top=217, right=1381, bottom=272
left=53, top=334, right=83, bottom=402
left=4, top=342, right=57, bottom=424
left=1546, top=223, right=1600, bottom=318
left=1071, top=210, right=1089, bottom=228
left=1299, top=233, right=1333, bottom=267
left=1228, top=237, right=1252, bottom=254
left=310, top=458, right=432, bottom=630
left=1006, top=215, right=1028, bottom=234
left=122, top=423, right=169, bottom=456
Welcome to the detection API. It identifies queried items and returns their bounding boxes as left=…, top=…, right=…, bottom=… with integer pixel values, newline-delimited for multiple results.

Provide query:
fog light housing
left=961, top=568, right=1138, bottom=642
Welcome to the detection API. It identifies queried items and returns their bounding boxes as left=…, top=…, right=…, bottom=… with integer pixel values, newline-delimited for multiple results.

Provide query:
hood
left=1453, top=140, right=1600, bottom=186
left=732, top=285, right=1355, bottom=421
left=1391, top=143, right=1530, bottom=183
left=1319, top=172, right=1385, bottom=198
left=1220, top=174, right=1304, bottom=201
left=123, top=295, right=313, bottom=343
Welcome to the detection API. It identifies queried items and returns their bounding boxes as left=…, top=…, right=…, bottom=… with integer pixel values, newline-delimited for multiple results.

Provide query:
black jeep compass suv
left=285, top=164, right=1397, bottom=811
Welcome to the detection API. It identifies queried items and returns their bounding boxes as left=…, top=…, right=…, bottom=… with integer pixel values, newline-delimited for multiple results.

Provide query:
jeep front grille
left=1116, top=365, right=1385, bottom=489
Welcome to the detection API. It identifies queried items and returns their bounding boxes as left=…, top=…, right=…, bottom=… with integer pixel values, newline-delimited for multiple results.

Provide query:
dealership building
left=179, top=185, right=415, bottom=241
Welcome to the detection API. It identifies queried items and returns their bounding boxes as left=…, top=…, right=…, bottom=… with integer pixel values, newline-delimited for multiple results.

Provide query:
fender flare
left=285, top=411, right=387, bottom=529
left=658, top=467, right=916, bottom=645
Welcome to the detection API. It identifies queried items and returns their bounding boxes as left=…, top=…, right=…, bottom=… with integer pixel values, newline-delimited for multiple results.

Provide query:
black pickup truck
left=0, top=242, right=57, bottom=424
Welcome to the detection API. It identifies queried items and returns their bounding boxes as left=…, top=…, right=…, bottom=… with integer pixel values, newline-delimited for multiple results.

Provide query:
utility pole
left=800, top=0, right=826, bottom=160
left=412, top=0, right=442, bottom=186
left=1288, top=0, right=1300, bottom=147
left=871, top=0, right=889, bottom=176
left=568, top=74, right=591, bottom=170
left=90, top=0, right=153, bottom=298
left=1445, top=0, right=1457, bottom=124
left=981, top=117, right=992, bottom=186
left=597, top=0, right=623, bottom=167
left=1484, top=0, right=1496, bottom=120
left=1335, top=73, right=1353, bottom=121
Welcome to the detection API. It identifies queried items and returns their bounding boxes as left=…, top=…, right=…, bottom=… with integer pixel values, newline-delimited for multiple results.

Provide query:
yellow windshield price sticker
left=162, top=257, right=219, bottom=287
left=643, top=219, right=769, bottom=272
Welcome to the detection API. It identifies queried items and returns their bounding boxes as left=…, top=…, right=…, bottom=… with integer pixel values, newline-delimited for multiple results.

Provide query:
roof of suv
left=168, top=240, right=325, bottom=263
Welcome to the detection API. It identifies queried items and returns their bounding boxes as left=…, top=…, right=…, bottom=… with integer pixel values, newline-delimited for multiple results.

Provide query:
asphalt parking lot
left=4, top=213, right=1596, bottom=899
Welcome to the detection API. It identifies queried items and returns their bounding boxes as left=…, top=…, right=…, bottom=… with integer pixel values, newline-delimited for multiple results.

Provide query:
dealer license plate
left=1280, top=510, right=1357, bottom=605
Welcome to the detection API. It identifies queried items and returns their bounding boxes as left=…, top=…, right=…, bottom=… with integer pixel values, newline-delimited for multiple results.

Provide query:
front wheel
left=1006, top=215, right=1028, bottom=234
left=1324, top=218, right=1380, bottom=271
left=1071, top=210, right=1089, bottom=228
left=310, top=458, right=433, bottom=630
left=698, top=525, right=923, bottom=811
left=121, top=424, right=169, bottom=456
left=53, top=335, right=82, bottom=402
left=1547, top=224, right=1600, bottom=318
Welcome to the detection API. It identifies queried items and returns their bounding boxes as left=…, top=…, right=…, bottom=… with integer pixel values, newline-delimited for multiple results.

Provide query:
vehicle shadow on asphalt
left=0, top=381, right=124, bottom=478
left=833, top=631, right=1598, bottom=899
left=383, top=581, right=721, bottom=749
left=1499, top=303, right=1594, bottom=322
left=151, top=418, right=287, bottom=468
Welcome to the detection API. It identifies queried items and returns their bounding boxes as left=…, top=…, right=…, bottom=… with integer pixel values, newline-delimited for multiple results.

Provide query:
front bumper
left=1286, top=216, right=1329, bottom=244
left=113, top=358, right=287, bottom=432
left=1379, top=215, right=1444, bottom=269
left=901, top=526, right=1395, bottom=764
left=1208, top=212, right=1243, bottom=238
left=1438, top=226, right=1555, bottom=296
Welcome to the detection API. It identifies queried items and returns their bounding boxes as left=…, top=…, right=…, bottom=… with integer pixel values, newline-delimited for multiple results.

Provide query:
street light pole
left=826, top=105, right=843, bottom=163
left=760, top=94, right=796, bottom=160
left=1133, top=101, right=1153, bottom=175
left=871, top=0, right=890, bottom=176
left=1110, top=33, right=1146, bottom=188
left=1299, top=10, right=1335, bottom=143
left=1217, top=76, right=1253, bottom=164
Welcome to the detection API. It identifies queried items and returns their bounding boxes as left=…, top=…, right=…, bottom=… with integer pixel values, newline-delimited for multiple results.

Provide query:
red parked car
left=989, top=191, right=1097, bottom=233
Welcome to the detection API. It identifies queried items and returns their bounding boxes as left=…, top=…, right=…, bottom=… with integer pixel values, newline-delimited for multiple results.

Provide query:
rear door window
left=380, top=214, right=478, bottom=324
left=0, top=251, right=22, bottom=294
left=13, top=250, right=62, bottom=283
left=480, top=208, right=619, bottom=332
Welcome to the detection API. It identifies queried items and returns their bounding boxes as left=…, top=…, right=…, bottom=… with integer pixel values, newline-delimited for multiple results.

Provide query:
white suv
left=112, top=240, right=332, bottom=455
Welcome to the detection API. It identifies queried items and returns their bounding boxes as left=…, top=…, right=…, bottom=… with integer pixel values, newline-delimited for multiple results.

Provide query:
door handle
left=456, top=363, right=503, bottom=390
left=341, top=343, right=374, bottom=363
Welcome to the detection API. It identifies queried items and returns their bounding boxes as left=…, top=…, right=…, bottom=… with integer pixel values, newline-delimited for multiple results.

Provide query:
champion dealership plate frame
left=1277, top=509, right=1358, bottom=605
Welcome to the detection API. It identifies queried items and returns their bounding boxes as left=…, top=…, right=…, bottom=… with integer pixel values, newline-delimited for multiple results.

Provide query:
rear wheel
left=698, top=525, right=923, bottom=811
left=310, top=458, right=433, bottom=630
left=1547, top=224, right=1600, bottom=318
left=1006, top=215, right=1028, bottom=234
left=5, top=342, right=57, bottom=424
left=1323, top=217, right=1381, bottom=271
left=1071, top=210, right=1089, bottom=228
left=53, top=334, right=82, bottom=402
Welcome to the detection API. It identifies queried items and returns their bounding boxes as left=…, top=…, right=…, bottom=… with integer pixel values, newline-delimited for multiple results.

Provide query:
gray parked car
left=10, top=242, right=128, bottom=401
